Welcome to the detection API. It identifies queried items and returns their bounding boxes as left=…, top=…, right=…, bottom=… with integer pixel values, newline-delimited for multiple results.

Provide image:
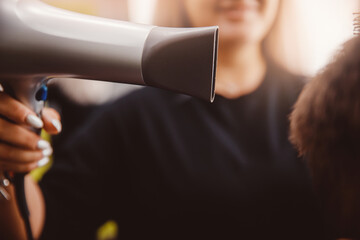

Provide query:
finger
left=0, top=157, right=50, bottom=173
left=0, top=92, right=43, bottom=128
left=0, top=119, right=50, bottom=150
left=42, top=108, right=62, bottom=134
left=0, top=143, right=49, bottom=164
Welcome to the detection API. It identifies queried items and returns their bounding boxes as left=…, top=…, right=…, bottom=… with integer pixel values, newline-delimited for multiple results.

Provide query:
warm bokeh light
left=283, top=0, right=359, bottom=76
left=128, top=0, right=157, bottom=24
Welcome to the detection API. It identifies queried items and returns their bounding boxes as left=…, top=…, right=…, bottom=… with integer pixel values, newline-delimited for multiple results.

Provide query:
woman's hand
left=0, top=91, right=62, bottom=173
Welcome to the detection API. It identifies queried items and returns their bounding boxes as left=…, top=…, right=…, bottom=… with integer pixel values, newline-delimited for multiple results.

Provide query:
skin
left=0, top=0, right=279, bottom=239
left=0, top=100, right=60, bottom=239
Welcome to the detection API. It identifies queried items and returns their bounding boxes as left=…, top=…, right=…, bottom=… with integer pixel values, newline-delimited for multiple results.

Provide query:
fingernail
left=51, top=119, right=62, bottom=132
left=42, top=147, right=53, bottom=157
left=37, top=157, right=50, bottom=167
left=37, top=140, right=50, bottom=150
left=26, top=114, right=44, bottom=129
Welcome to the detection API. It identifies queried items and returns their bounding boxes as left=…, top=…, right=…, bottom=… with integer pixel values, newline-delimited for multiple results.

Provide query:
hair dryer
left=0, top=0, right=218, bottom=239
left=0, top=0, right=218, bottom=114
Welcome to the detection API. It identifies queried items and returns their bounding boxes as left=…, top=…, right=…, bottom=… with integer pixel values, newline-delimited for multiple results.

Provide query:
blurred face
left=183, top=0, right=280, bottom=45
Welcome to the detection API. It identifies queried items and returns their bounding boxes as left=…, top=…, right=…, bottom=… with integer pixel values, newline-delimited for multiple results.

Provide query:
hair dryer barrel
left=0, top=0, right=218, bottom=102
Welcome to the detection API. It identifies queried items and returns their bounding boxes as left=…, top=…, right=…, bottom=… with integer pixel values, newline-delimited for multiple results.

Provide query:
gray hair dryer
left=0, top=0, right=218, bottom=115
left=0, top=0, right=218, bottom=239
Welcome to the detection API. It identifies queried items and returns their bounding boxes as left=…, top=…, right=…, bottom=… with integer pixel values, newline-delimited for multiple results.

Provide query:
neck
left=215, top=41, right=267, bottom=99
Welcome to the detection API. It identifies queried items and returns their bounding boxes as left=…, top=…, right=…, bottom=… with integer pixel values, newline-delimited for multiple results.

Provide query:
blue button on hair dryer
left=0, top=0, right=218, bottom=239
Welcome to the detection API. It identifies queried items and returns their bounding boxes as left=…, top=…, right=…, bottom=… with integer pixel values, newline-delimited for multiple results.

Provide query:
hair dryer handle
left=1, top=78, right=47, bottom=118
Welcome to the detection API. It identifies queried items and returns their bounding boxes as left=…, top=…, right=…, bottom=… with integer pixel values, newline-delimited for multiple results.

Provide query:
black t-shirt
left=40, top=65, right=327, bottom=239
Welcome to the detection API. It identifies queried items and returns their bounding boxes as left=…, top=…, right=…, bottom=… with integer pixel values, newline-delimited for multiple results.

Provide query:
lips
left=218, top=0, right=260, bottom=21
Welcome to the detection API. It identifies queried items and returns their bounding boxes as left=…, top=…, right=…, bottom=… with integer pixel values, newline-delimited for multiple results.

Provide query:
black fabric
left=47, top=85, right=101, bottom=153
left=40, top=65, right=328, bottom=239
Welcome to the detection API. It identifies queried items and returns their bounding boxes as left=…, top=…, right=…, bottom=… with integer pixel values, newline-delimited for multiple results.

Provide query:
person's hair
left=289, top=37, right=360, bottom=238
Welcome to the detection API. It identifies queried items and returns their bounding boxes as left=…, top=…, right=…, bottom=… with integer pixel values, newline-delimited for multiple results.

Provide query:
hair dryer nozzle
left=142, top=27, right=218, bottom=102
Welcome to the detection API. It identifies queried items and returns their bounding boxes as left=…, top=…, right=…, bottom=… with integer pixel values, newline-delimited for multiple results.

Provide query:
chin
left=219, top=31, right=262, bottom=45
left=218, top=22, right=264, bottom=45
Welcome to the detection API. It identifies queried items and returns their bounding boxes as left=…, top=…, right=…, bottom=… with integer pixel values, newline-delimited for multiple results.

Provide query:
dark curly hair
left=290, top=37, right=360, bottom=238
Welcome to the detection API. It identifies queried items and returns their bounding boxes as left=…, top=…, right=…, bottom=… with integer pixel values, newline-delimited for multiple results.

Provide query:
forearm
left=0, top=174, right=45, bottom=240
